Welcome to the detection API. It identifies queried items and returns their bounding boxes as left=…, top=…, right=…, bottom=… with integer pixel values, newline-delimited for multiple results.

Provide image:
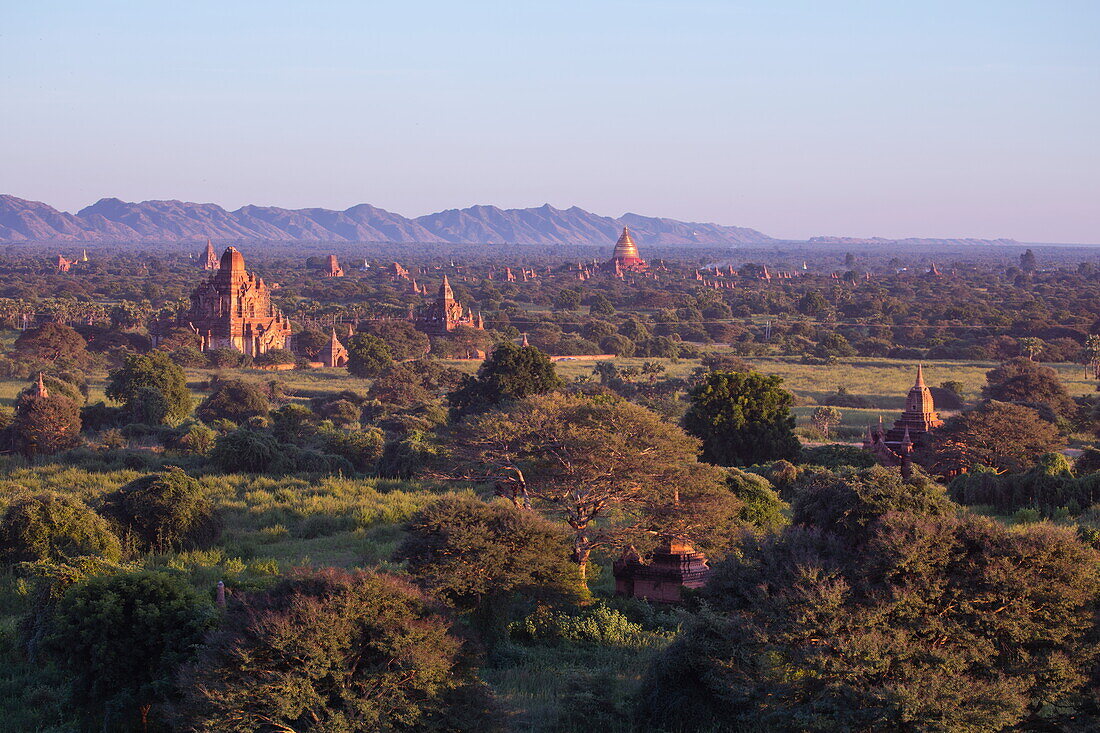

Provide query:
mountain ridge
left=0, top=195, right=771, bottom=246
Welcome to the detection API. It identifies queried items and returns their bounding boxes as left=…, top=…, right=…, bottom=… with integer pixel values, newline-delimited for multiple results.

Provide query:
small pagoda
left=864, top=364, right=944, bottom=467
left=613, top=537, right=711, bottom=604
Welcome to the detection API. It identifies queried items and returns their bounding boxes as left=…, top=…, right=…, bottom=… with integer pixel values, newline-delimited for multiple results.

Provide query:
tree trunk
left=572, top=545, right=591, bottom=584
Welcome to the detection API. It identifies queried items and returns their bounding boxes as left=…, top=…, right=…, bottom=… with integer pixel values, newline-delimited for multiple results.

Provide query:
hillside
left=0, top=195, right=772, bottom=246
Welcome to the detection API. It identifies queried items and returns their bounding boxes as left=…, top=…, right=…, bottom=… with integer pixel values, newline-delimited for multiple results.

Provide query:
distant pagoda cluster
left=55, top=249, right=90, bottom=273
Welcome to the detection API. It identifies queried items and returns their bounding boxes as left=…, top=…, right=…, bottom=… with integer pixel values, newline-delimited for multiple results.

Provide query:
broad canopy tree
left=930, top=400, right=1066, bottom=475
left=175, top=568, right=497, bottom=732
left=106, top=350, right=193, bottom=425
left=446, top=392, right=740, bottom=582
left=447, top=342, right=563, bottom=420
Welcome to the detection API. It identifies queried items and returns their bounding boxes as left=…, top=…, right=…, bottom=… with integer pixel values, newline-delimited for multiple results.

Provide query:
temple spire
left=915, top=363, right=926, bottom=388
left=35, top=372, right=48, bottom=398
left=439, top=274, right=454, bottom=302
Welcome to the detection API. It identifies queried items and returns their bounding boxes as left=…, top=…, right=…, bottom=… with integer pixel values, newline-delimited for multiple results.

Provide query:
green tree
left=106, top=351, right=193, bottom=425
left=175, top=568, right=499, bottom=732
left=359, top=320, right=431, bottom=360
left=724, top=469, right=789, bottom=532
left=683, top=371, right=801, bottom=466
left=395, top=496, right=582, bottom=635
left=10, top=378, right=81, bottom=456
left=196, top=379, right=270, bottom=425
left=43, top=571, right=216, bottom=731
left=0, top=493, right=121, bottom=564
left=931, top=401, right=1066, bottom=474
left=100, top=467, right=219, bottom=553
left=209, top=428, right=280, bottom=473
left=346, top=333, right=394, bottom=377
left=983, top=357, right=1075, bottom=416
left=553, top=288, right=582, bottom=311
left=1018, top=336, right=1044, bottom=361
left=809, top=405, right=843, bottom=438
left=447, top=342, right=563, bottom=420
left=588, top=293, right=615, bottom=316
left=448, top=393, right=739, bottom=582
left=13, top=322, right=89, bottom=366
left=637, top=467, right=1100, bottom=731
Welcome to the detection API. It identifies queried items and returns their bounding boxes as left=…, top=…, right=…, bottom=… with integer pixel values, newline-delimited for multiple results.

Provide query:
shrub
left=196, top=379, right=271, bottom=424
left=512, top=602, right=668, bottom=648
left=210, top=429, right=280, bottom=473
left=174, top=568, right=499, bottom=732
left=42, top=571, right=216, bottom=730
left=100, top=467, right=220, bottom=553
left=0, top=493, right=121, bottom=564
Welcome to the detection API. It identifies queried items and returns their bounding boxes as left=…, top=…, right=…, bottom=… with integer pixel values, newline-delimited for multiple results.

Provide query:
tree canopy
left=637, top=467, right=1100, bottom=731
left=346, top=332, right=394, bottom=378
left=447, top=392, right=739, bottom=581
left=44, top=571, right=215, bottom=731
left=447, top=342, right=563, bottom=420
left=175, top=568, right=499, bottom=732
left=100, top=467, right=218, bottom=553
left=196, top=379, right=271, bottom=425
left=983, top=357, right=1076, bottom=417
left=682, top=370, right=801, bottom=466
left=106, top=350, right=193, bottom=425
left=395, top=496, right=583, bottom=631
left=0, top=493, right=121, bottom=565
left=930, top=400, right=1066, bottom=474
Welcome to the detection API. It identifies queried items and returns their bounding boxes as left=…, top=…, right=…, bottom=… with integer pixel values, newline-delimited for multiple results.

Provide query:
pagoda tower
left=864, top=365, right=945, bottom=468
left=415, top=275, right=483, bottom=335
left=200, top=239, right=219, bottom=270
left=607, top=227, right=648, bottom=272
left=883, top=364, right=944, bottom=443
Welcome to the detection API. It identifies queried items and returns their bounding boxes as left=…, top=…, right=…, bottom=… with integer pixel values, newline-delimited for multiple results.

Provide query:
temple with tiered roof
left=415, top=275, right=484, bottom=336
left=175, top=246, right=293, bottom=356
left=863, top=365, right=944, bottom=468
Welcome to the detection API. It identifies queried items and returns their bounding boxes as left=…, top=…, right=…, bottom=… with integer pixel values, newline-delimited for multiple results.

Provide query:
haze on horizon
left=2, top=1, right=1097, bottom=244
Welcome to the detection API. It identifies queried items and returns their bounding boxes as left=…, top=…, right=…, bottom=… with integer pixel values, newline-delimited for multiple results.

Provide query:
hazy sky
left=2, top=1, right=1097, bottom=242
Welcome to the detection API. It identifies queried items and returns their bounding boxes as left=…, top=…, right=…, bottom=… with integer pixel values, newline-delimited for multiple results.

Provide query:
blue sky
left=2, top=0, right=1097, bottom=242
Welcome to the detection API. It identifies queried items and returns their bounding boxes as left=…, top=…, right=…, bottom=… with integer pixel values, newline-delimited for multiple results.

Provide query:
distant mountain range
left=807, top=235, right=1022, bottom=247
left=0, top=195, right=772, bottom=246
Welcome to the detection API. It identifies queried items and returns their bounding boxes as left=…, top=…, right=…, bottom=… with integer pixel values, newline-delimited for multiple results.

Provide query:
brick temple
left=613, top=537, right=711, bottom=603
left=415, top=275, right=484, bottom=336
left=863, top=364, right=944, bottom=467
left=175, top=246, right=293, bottom=356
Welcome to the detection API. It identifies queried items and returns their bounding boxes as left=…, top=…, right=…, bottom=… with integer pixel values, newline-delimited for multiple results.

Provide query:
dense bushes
left=100, top=467, right=220, bottom=553
left=636, top=466, right=1100, bottom=731
left=174, top=568, right=500, bottom=732
left=949, top=452, right=1100, bottom=515
left=0, top=493, right=121, bottom=564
